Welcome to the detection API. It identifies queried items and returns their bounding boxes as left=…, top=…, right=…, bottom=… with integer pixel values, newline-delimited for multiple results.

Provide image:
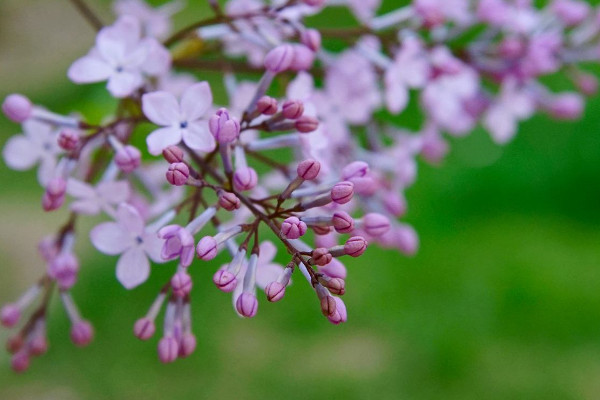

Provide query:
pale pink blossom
left=66, top=179, right=130, bottom=216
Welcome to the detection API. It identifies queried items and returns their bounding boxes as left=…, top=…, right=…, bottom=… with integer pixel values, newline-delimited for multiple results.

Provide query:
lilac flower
left=90, top=203, right=165, bottom=289
left=142, top=82, right=215, bottom=155
left=68, top=16, right=171, bottom=98
left=114, top=0, right=183, bottom=39
left=66, top=179, right=130, bottom=216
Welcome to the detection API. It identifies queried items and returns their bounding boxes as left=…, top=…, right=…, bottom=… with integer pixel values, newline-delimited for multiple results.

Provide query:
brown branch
left=69, top=0, right=104, bottom=31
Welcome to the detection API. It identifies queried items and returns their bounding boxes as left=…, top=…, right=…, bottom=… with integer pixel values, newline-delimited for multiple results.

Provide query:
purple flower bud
left=295, top=115, right=319, bottom=133
left=326, top=278, right=345, bottom=296
left=29, top=335, right=48, bottom=356
left=179, top=333, right=197, bottom=358
left=265, top=281, right=286, bottom=302
left=162, top=145, right=184, bottom=163
left=575, top=72, right=598, bottom=96
left=196, top=236, right=218, bottom=260
left=70, top=320, right=94, bottom=347
left=257, top=96, right=278, bottom=115
left=281, top=216, right=307, bottom=239
left=331, top=181, right=354, bottom=204
left=363, top=213, right=391, bottom=237
left=396, top=225, right=419, bottom=256
left=233, top=167, right=258, bottom=191
left=547, top=93, right=584, bottom=120
left=209, top=108, right=240, bottom=143
left=171, top=271, right=193, bottom=297
left=134, top=317, right=156, bottom=340
left=48, top=252, right=79, bottom=290
left=349, top=176, right=377, bottom=196
left=313, top=225, right=332, bottom=235
left=218, top=191, right=241, bottom=211
left=327, top=297, right=347, bottom=325
left=264, top=44, right=295, bottom=73
left=297, top=159, right=320, bottom=180
left=344, top=236, right=367, bottom=257
left=332, top=211, right=354, bottom=234
left=213, top=269, right=237, bottom=292
left=236, top=293, right=258, bottom=318
left=158, top=335, right=179, bottom=363
left=57, top=129, right=80, bottom=151
left=42, top=177, right=67, bottom=212
left=301, top=29, right=322, bottom=52
left=2, top=94, right=32, bottom=123
left=115, top=145, right=141, bottom=173
left=290, top=44, right=315, bottom=71
left=1, top=304, right=20, bottom=327
left=11, top=351, right=30, bottom=373
left=302, top=0, right=325, bottom=6
left=312, top=248, right=332, bottom=266
left=383, top=191, right=407, bottom=217
left=342, top=161, right=369, bottom=180
left=282, top=100, right=304, bottom=120
left=552, top=0, right=589, bottom=26
left=319, top=258, right=347, bottom=280
left=320, top=295, right=337, bottom=317
left=166, top=162, right=190, bottom=186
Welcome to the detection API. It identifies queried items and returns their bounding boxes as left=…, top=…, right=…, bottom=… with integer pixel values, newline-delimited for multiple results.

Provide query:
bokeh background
left=1, top=1, right=600, bottom=399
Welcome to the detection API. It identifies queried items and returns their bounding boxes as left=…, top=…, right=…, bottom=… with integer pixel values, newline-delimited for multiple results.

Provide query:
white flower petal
left=37, top=156, right=57, bottom=186
left=97, top=181, right=130, bottom=203
left=107, top=71, right=143, bottom=98
left=182, top=121, right=215, bottom=153
left=146, top=126, right=182, bottom=155
left=67, top=56, right=113, bottom=83
left=2, top=135, right=39, bottom=170
left=141, top=91, right=180, bottom=126
left=66, top=178, right=95, bottom=198
left=140, top=38, right=171, bottom=76
left=116, top=203, right=145, bottom=235
left=90, top=222, right=131, bottom=255
left=116, top=247, right=150, bottom=289
left=181, top=82, right=212, bottom=121
left=142, top=231, right=165, bottom=263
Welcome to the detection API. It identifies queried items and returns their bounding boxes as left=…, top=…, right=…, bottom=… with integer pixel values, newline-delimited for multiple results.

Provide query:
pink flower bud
left=162, top=146, right=184, bottom=163
left=344, top=236, right=367, bottom=257
left=236, top=293, right=258, bottom=318
left=196, top=236, right=218, bottom=260
left=257, top=96, right=278, bottom=115
left=282, top=100, right=304, bottom=120
left=326, top=278, right=345, bottom=296
left=115, top=145, right=141, bottom=173
left=29, top=335, right=48, bottom=356
left=332, top=211, right=354, bottom=234
left=312, top=248, right=332, bottom=266
left=209, top=108, right=240, bottom=143
left=218, top=191, right=241, bottom=211
left=265, top=281, right=286, bottom=302
left=363, top=213, right=391, bottom=237
left=158, top=336, right=179, bottom=363
left=349, top=176, right=377, bottom=196
left=331, top=181, right=354, bottom=204
left=290, top=44, right=315, bottom=71
left=233, top=167, right=258, bottom=191
left=552, top=0, right=589, bottom=26
left=264, top=44, right=295, bottom=73
left=575, top=72, right=598, bottom=96
left=70, top=320, right=94, bottom=347
left=342, top=161, right=369, bottom=180
left=297, top=159, right=320, bottom=180
left=179, top=332, right=197, bottom=358
left=301, top=29, right=322, bottom=52
left=281, top=216, right=307, bottom=239
left=166, top=162, right=190, bottom=186
left=134, top=317, right=156, bottom=340
left=303, top=0, right=325, bottom=6
left=42, top=177, right=67, bottom=212
left=319, top=258, right=347, bottom=279
left=1, top=304, right=20, bottom=327
left=327, top=297, right=347, bottom=325
left=320, top=295, right=337, bottom=317
left=11, top=350, right=30, bottom=373
left=295, top=115, right=319, bottom=133
left=396, top=225, right=419, bottom=256
left=213, top=269, right=237, bottom=292
left=57, top=129, right=80, bottom=151
left=171, top=271, right=193, bottom=297
left=48, top=252, right=79, bottom=290
left=313, top=225, right=332, bottom=235
left=2, top=94, right=32, bottom=123
left=383, top=191, right=407, bottom=217
left=547, top=93, right=584, bottom=120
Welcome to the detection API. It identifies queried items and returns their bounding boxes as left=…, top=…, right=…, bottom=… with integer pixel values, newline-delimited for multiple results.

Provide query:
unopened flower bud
left=171, top=271, right=193, bottom=297
left=233, top=167, right=258, bottom=191
left=363, top=213, right=391, bottom=237
left=218, top=191, right=241, bottom=211
left=265, top=281, right=286, bottom=302
left=209, top=108, right=240, bottom=143
left=158, top=336, right=179, bottom=363
left=327, top=297, right=347, bottom=325
left=166, top=162, right=189, bottom=186
left=2, top=94, right=32, bottom=123
left=331, top=181, right=354, bottom=204
left=312, top=248, right=332, bottom=266
left=547, top=93, right=584, bottom=120
left=325, top=278, right=345, bottom=296
left=282, top=100, right=304, bottom=120
left=290, top=44, right=315, bottom=71
left=29, top=335, right=48, bottom=356
left=344, top=236, right=367, bottom=257
left=213, top=269, right=237, bottom=292
left=70, top=320, right=94, bottom=347
left=162, top=145, right=184, bottom=163
left=303, top=0, right=325, bottom=6
left=350, top=176, right=378, bottom=196
left=281, top=216, right=307, bottom=239
left=48, top=252, right=79, bottom=290
left=342, top=161, right=369, bottom=179
left=332, top=211, right=354, bottom=233
left=264, top=44, right=295, bottom=73
left=115, top=145, right=141, bottom=173
left=57, top=129, right=80, bottom=151
left=320, top=295, right=337, bottom=317
left=1, top=304, right=20, bottom=327
left=236, top=293, right=258, bottom=317
left=42, top=177, right=67, bottom=211
left=197, top=236, right=218, bottom=260
left=297, top=159, right=320, bottom=180
left=179, top=332, right=197, bottom=358
left=134, top=317, right=156, bottom=340
left=295, top=115, right=319, bottom=133
left=257, top=96, right=278, bottom=115
left=301, top=29, right=322, bottom=52
left=11, top=351, right=30, bottom=373
left=383, top=191, right=407, bottom=217
left=574, top=72, right=598, bottom=96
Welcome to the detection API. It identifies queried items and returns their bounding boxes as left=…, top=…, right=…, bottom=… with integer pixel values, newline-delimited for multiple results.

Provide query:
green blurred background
left=1, top=1, right=600, bottom=399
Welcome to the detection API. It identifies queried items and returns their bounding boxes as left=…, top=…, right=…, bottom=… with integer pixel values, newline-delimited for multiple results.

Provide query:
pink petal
left=37, top=156, right=57, bottom=186
left=146, top=126, right=182, bottom=155
left=142, top=231, right=166, bottom=264
left=96, top=29, right=127, bottom=64
left=116, top=247, right=150, bottom=289
left=107, top=71, right=143, bottom=98
left=141, top=91, right=180, bottom=126
left=140, top=38, right=171, bottom=76
left=96, top=181, right=130, bottom=203
left=2, top=135, right=39, bottom=170
left=116, top=203, right=145, bottom=235
left=90, top=222, right=131, bottom=255
left=67, top=56, right=112, bottom=83
left=66, top=178, right=95, bottom=198
left=70, top=199, right=101, bottom=215
left=182, top=121, right=215, bottom=153
left=181, top=82, right=212, bottom=121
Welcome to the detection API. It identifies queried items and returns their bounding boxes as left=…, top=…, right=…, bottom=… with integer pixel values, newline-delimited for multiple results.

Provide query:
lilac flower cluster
left=2, top=0, right=598, bottom=371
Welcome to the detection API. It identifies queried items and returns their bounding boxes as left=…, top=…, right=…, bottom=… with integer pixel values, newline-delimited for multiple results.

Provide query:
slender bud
left=324, top=277, right=346, bottom=296
left=158, top=336, right=179, bottom=363
left=282, top=100, right=304, bottom=120
left=179, top=333, right=197, bottom=358
left=171, top=271, right=193, bottom=297
left=344, top=236, right=368, bottom=257
left=213, top=269, right=237, bottom=292
left=162, top=146, right=184, bottom=163
left=301, top=29, right=322, bottom=52
left=1, top=304, right=20, bottom=327
left=218, top=190, right=241, bottom=211
left=70, top=320, right=94, bottom=347
left=331, top=181, right=354, bottom=204
left=264, top=44, right=295, bottom=73
left=11, top=351, right=30, bottom=373
left=166, top=162, right=190, bottom=186
left=332, top=211, right=354, bottom=233
left=236, top=293, right=258, bottom=318
left=2, top=94, right=32, bottom=123
left=197, top=236, right=218, bottom=260
left=362, top=213, right=391, bottom=237
left=115, top=145, right=141, bottom=173
left=311, top=248, right=332, bottom=266
left=320, top=295, right=337, bottom=317
left=233, top=167, right=258, bottom=191
left=134, top=317, right=156, bottom=340
left=295, top=115, right=319, bottom=133
left=342, top=161, right=369, bottom=179
left=290, top=44, right=316, bottom=71
left=327, top=297, right=348, bottom=325
left=42, top=177, right=67, bottom=211
left=257, top=96, right=278, bottom=115
left=265, top=281, right=286, bottom=302
left=297, top=159, right=320, bottom=180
